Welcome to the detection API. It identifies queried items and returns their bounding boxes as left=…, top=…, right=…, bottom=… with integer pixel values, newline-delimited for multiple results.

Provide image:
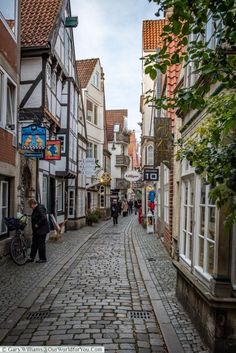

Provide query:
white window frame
left=194, top=177, right=216, bottom=281
left=180, top=177, right=194, bottom=266
left=87, top=142, right=93, bottom=158
left=147, top=145, right=154, bottom=165
left=94, top=105, right=98, bottom=125
left=92, top=71, right=99, bottom=89
left=56, top=180, right=64, bottom=213
left=0, top=68, right=17, bottom=132
left=6, top=79, right=16, bottom=127
left=86, top=100, right=93, bottom=122
left=0, top=181, right=9, bottom=235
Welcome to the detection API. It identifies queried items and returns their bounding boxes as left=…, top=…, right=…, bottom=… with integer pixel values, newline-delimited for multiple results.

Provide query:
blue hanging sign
left=21, top=124, right=46, bottom=151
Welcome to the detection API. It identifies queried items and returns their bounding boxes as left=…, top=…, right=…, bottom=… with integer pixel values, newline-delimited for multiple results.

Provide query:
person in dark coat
left=26, top=198, right=50, bottom=263
left=111, top=200, right=119, bottom=225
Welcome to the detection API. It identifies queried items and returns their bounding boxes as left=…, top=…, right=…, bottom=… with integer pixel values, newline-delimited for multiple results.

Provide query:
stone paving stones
left=133, top=219, right=210, bottom=353
left=0, top=215, right=210, bottom=353
left=1, top=218, right=167, bottom=353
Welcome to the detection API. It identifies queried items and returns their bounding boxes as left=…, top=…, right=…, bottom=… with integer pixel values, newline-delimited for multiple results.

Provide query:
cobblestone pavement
left=1, top=217, right=167, bottom=353
left=132, top=217, right=209, bottom=353
left=0, top=220, right=108, bottom=324
left=0, top=215, right=210, bottom=353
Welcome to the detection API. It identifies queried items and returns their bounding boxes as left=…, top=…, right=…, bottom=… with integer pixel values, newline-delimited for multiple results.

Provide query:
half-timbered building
left=19, top=0, right=86, bottom=228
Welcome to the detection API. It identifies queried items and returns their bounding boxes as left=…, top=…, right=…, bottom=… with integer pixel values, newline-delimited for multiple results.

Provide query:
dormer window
left=92, top=71, right=99, bottom=89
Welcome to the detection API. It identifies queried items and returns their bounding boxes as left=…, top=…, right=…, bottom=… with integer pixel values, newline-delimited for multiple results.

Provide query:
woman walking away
left=26, top=198, right=50, bottom=263
left=121, top=199, right=128, bottom=217
left=111, top=200, right=119, bottom=225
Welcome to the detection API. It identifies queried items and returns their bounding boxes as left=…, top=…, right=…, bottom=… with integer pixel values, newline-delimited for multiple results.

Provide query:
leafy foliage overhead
left=145, top=1, right=236, bottom=226
left=176, top=93, right=236, bottom=227
left=145, top=0, right=236, bottom=111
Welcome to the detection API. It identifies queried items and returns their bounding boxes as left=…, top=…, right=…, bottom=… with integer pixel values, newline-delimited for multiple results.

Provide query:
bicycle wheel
left=10, top=235, right=28, bottom=265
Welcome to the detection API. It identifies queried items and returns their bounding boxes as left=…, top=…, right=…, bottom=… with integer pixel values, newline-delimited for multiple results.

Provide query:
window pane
left=198, top=236, right=204, bottom=268
left=2, top=182, right=8, bottom=206
left=94, top=144, right=98, bottom=159
left=200, top=206, right=205, bottom=236
left=1, top=208, right=7, bottom=233
left=69, top=190, right=74, bottom=216
left=7, top=81, right=15, bottom=125
left=207, top=241, right=214, bottom=275
left=189, top=206, right=193, bottom=233
left=184, top=206, right=187, bottom=230
left=183, top=230, right=186, bottom=255
left=208, top=206, right=216, bottom=240
left=184, top=184, right=188, bottom=204
left=94, top=105, right=98, bottom=125
left=200, top=182, right=206, bottom=204
left=189, top=233, right=192, bottom=260
left=190, top=181, right=194, bottom=205
left=57, top=182, right=63, bottom=211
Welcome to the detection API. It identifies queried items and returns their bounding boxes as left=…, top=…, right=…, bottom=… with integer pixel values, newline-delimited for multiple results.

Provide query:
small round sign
left=124, top=171, right=141, bottom=182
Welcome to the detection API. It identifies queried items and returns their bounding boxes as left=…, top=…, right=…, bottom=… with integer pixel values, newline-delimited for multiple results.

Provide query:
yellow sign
left=100, top=172, right=111, bottom=185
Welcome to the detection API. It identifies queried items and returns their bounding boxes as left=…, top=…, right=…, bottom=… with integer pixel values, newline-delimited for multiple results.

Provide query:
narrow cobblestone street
left=0, top=216, right=209, bottom=353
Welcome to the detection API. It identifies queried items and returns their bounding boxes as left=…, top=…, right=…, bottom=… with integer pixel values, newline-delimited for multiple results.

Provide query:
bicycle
left=4, top=215, right=29, bottom=265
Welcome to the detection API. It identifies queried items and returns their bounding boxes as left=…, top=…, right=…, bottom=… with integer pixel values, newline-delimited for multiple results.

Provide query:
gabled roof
left=76, top=59, right=99, bottom=88
left=106, top=109, right=128, bottom=142
left=21, top=0, right=63, bottom=47
left=142, top=19, right=166, bottom=51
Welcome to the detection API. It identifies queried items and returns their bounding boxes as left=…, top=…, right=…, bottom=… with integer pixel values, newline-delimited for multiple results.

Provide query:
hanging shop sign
left=100, top=172, right=111, bottom=185
left=144, top=168, right=159, bottom=181
left=124, top=170, right=141, bottom=182
left=44, top=140, right=61, bottom=160
left=21, top=124, right=46, bottom=158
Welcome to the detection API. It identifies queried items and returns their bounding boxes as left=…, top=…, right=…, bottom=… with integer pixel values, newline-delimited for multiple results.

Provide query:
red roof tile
left=142, top=19, right=166, bottom=51
left=106, top=109, right=128, bottom=141
left=21, top=0, right=63, bottom=47
left=76, top=59, right=99, bottom=88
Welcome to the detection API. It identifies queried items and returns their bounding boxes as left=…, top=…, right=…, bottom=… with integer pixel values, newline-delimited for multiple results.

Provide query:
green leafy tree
left=176, top=93, right=236, bottom=226
left=145, top=0, right=236, bottom=111
left=145, top=0, right=236, bottom=225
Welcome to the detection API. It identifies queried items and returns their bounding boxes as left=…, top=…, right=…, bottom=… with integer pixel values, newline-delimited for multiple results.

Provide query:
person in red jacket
left=138, top=206, right=142, bottom=224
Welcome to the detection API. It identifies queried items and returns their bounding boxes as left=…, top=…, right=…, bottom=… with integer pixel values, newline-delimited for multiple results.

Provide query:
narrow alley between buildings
left=0, top=216, right=209, bottom=353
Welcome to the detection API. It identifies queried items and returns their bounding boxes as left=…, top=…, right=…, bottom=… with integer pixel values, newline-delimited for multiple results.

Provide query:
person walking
left=111, top=200, right=119, bottom=225
left=121, top=199, right=128, bottom=217
left=128, top=200, right=133, bottom=215
left=26, top=198, right=50, bottom=263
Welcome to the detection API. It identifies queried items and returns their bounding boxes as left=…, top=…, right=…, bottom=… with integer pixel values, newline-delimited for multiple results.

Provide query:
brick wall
left=0, top=128, right=16, bottom=165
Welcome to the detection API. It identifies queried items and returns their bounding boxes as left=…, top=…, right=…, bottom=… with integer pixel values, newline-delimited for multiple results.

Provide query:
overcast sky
left=71, top=0, right=160, bottom=141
